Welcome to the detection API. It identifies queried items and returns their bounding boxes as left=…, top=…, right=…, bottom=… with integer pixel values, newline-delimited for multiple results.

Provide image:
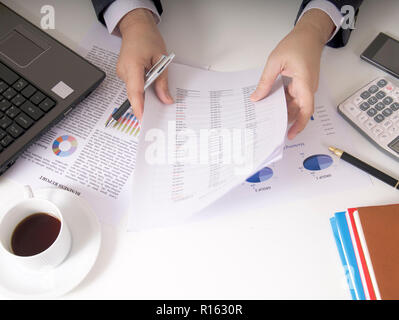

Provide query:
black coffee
left=11, top=213, right=61, bottom=257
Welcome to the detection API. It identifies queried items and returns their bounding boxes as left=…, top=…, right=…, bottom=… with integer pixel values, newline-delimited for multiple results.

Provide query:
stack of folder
left=330, top=204, right=399, bottom=300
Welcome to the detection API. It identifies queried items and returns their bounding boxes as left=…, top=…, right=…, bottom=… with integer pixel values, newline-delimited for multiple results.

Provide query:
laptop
left=0, top=2, right=105, bottom=174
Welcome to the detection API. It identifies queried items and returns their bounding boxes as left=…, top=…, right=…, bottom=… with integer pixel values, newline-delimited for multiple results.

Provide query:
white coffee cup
left=0, top=185, right=72, bottom=271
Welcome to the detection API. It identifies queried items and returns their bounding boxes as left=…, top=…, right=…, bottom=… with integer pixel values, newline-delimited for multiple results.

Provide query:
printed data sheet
left=5, top=25, right=135, bottom=225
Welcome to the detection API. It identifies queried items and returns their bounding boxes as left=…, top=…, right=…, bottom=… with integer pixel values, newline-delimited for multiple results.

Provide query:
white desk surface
left=0, top=0, right=398, bottom=299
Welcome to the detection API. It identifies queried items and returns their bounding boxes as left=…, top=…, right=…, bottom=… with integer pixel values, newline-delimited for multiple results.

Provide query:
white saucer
left=0, top=188, right=101, bottom=299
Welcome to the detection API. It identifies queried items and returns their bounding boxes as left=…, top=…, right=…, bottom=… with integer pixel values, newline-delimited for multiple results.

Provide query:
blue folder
left=330, top=212, right=366, bottom=300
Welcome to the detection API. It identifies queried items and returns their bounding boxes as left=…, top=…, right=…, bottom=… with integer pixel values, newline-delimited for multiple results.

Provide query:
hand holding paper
left=251, top=8, right=335, bottom=139
left=128, top=63, right=288, bottom=230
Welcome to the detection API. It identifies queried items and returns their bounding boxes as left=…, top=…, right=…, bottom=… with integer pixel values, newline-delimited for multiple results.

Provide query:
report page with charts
left=131, top=70, right=373, bottom=229
left=4, top=24, right=372, bottom=231
left=199, top=78, right=373, bottom=219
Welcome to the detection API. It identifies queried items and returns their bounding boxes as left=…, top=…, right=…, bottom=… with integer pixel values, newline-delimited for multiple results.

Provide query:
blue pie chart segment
left=303, top=154, right=333, bottom=171
left=246, top=167, right=273, bottom=183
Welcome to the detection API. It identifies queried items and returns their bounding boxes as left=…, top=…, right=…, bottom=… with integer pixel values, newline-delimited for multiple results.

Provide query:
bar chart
left=105, top=108, right=141, bottom=137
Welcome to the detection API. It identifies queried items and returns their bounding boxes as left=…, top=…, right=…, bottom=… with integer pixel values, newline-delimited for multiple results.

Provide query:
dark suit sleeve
left=91, top=0, right=163, bottom=25
left=295, top=0, right=363, bottom=48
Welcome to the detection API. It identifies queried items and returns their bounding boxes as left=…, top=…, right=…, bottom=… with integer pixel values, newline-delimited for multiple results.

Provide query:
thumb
left=251, top=57, right=281, bottom=102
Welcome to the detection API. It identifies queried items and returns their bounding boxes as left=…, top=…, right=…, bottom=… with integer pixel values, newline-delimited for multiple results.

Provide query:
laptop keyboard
left=0, top=61, right=56, bottom=153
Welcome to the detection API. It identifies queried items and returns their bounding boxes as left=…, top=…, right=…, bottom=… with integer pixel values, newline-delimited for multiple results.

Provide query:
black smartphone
left=361, top=32, right=399, bottom=79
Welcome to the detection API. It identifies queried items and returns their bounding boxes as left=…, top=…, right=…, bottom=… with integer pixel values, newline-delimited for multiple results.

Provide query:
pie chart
left=52, top=135, right=78, bottom=157
left=303, top=154, right=333, bottom=171
left=246, top=167, right=273, bottom=183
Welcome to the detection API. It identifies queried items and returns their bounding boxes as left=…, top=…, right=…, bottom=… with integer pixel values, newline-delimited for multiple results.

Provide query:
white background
left=0, top=0, right=398, bottom=299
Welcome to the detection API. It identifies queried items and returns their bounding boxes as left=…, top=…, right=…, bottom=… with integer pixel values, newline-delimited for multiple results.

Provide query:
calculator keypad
left=340, top=77, right=399, bottom=157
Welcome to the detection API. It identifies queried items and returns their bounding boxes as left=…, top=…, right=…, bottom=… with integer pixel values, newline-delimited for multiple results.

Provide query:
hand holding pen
left=111, top=9, right=174, bottom=125
left=106, top=53, right=175, bottom=127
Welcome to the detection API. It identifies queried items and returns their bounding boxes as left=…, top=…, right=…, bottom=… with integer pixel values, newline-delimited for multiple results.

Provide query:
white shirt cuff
left=103, top=0, right=161, bottom=36
left=297, top=0, right=344, bottom=43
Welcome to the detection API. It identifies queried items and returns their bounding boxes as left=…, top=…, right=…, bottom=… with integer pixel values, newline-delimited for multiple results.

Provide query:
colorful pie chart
left=52, top=135, right=78, bottom=157
left=303, top=154, right=333, bottom=171
left=246, top=167, right=274, bottom=183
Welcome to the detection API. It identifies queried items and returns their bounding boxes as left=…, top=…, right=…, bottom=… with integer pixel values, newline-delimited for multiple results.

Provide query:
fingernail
left=250, top=92, right=259, bottom=101
left=131, top=107, right=141, bottom=120
left=287, top=130, right=296, bottom=140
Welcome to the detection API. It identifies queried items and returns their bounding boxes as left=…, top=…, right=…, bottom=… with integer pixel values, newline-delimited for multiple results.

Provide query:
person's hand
left=250, top=9, right=335, bottom=139
left=117, top=8, right=173, bottom=120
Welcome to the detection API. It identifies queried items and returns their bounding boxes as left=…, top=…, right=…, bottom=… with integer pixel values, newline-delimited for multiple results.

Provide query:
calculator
left=337, top=77, right=399, bottom=161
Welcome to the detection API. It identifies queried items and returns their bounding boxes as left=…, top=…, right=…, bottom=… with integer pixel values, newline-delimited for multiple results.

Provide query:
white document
left=196, top=78, right=373, bottom=218
left=128, top=64, right=288, bottom=230
left=4, top=25, right=136, bottom=225
left=3, top=23, right=372, bottom=230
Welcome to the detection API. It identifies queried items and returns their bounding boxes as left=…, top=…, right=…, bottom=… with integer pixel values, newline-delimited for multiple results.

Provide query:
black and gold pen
left=329, top=146, right=399, bottom=190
